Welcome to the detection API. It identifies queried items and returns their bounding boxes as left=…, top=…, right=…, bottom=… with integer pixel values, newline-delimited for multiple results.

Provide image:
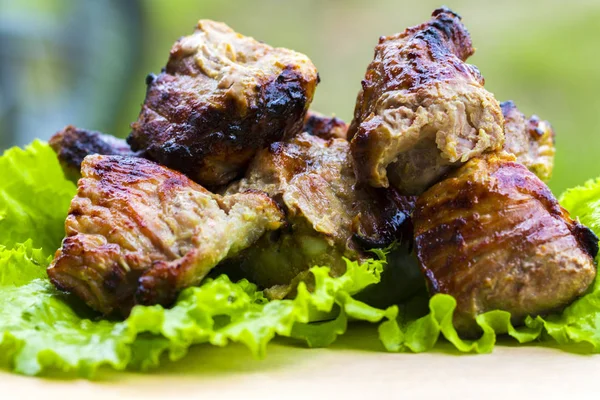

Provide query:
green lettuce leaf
left=0, top=141, right=76, bottom=256
left=2, top=140, right=600, bottom=379
left=531, top=178, right=600, bottom=349
left=0, top=241, right=395, bottom=376
left=378, top=293, right=544, bottom=353
left=559, top=177, right=600, bottom=234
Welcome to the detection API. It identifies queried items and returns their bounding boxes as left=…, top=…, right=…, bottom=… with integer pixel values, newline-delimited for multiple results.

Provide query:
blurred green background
left=0, top=0, right=599, bottom=194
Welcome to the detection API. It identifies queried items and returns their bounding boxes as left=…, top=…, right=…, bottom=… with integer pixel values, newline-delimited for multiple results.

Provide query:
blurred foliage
left=0, top=0, right=143, bottom=148
left=0, top=0, right=599, bottom=193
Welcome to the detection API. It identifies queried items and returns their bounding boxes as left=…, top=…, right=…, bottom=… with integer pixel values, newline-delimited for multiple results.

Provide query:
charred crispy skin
left=49, top=112, right=345, bottom=183
left=48, top=155, right=284, bottom=315
left=224, top=130, right=412, bottom=297
left=349, top=8, right=504, bottom=195
left=501, top=101, right=555, bottom=181
left=128, top=20, right=319, bottom=187
left=414, top=153, right=597, bottom=336
left=302, top=111, right=349, bottom=140
left=49, top=126, right=137, bottom=181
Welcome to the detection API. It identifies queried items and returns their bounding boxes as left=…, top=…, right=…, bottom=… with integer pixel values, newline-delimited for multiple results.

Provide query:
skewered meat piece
left=501, top=101, right=555, bottom=182
left=48, top=155, right=284, bottom=315
left=349, top=8, right=504, bottom=195
left=223, top=129, right=414, bottom=298
left=49, top=126, right=138, bottom=181
left=413, top=152, right=597, bottom=336
left=128, top=20, right=319, bottom=187
left=302, top=110, right=349, bottom=140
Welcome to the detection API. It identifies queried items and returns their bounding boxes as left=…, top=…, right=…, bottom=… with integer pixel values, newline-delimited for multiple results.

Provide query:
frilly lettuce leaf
left=378, top=178, right=600, bottom=353
left=559, top=177, right=600, bottom=234
left=378, top=293, right=544, bottom=353
left=533, top=178, right=600, bottom=349
left=2, top=141, right=600, bottom=378
left=0, top=141, right=76, bottom=256
left=0, top=240, right=395, bottom=376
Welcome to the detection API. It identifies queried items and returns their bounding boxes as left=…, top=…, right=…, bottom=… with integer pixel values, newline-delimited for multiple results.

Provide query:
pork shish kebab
left=223, top=128, right=416, bottom=300
left=348, top=7, right=556, bottom=193
left=350, top=8, right=593, bottom=335
left=50, top=116, right=419, bottom=304
left=47, top=13, right=559, bottom=316
left=48, top=120, right=417, bottom=312
left=128, top=20, right=319, bottom=188
left=44, top=22, right=405, bottom=312
left=49, top=99, right=554, bottom=291
left=349, top=8, right=505, bottom=195
left=413, top=153, right=597, bottom=336
left=47, top=155, right=284, bottom=315
left=47, top=9, right=594, bottom=339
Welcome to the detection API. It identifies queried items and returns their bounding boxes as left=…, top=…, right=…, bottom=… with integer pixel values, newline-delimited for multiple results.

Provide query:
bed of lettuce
left=1, top=141, right=600, bottom=377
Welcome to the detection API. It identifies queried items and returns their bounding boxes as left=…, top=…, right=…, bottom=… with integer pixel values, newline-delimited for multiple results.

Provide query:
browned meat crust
left=353, top=189, right=417, bottom=250
left=49, top=126, right=137, bottom=181
left=224, top=130, right=412, bottom=296
left=501, top=101, right=555, bottom=181
left=413, top=153, right=597, bottom=336
left=48, top=155, right=284, bottom=315
left=349, top=8, right=504, bottom=194
left=302, top=110, right=349, bottom=140
left=128, top=20, right=319, bottom=187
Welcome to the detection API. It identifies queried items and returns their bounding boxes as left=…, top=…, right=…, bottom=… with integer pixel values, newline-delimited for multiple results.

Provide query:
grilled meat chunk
left=224, top=130, right=413, bottom=298
left=49, top=126, right=137, bottom=181
left=48, top=155, right=284, bottom=315
left=413, top=153, right=597, bottom=336
left=128, top=20, right=319, bottom=187
left=302, top=111, right=349, bottom=140
left=501, top=101, right=555, bottom=181
left=349, top=8, right=504, bottom=195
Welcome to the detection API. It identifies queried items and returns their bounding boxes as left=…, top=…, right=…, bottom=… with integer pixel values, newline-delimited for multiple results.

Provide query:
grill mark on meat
left=48, top=155, right=285, bottom=315
left=413, top=153, right=597, bottom=336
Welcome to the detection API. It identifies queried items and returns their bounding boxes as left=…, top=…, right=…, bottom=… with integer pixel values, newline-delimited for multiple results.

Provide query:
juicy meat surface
left=413, top=153, right=597, bottom=336
left=48, top=155, right=284, bottom=315
left=302, top=110, right=349, bottom=140
left=128, top=20, right=319, bottom=187
left=224, top=131, right=412, bottom=297
left=501, top=101, right=555, bottom=182
left=49, top=126, right=137, bottom=181
left=349, top=7, right=504, bottom=195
